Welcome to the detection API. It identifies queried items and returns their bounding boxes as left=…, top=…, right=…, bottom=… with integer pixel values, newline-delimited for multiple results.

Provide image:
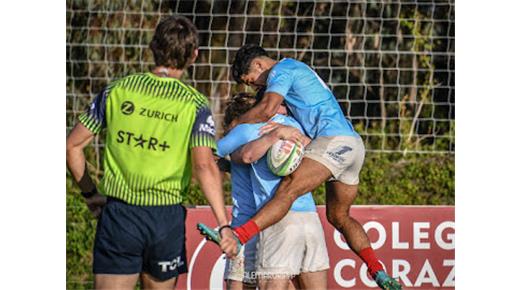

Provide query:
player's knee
left=326, top=206, right=351, bottom=229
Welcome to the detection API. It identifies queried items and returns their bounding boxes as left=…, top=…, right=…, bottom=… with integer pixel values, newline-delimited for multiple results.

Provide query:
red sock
left=233, top=220, right=260, bottom=244
left=359, top=247, right=384, bottom=277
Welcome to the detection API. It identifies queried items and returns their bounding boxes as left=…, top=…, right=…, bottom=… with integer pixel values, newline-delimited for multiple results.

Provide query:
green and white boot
left=374, top=270, right=402, bottom=290
left=196, top=223, right=242, bottom=253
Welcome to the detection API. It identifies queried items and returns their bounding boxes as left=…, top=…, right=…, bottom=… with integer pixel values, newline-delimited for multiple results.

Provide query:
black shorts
left=93, top=197, right=188, bottom=281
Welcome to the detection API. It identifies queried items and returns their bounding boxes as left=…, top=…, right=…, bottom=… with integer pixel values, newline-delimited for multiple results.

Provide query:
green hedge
left=66, top=152, right=454, bottom=289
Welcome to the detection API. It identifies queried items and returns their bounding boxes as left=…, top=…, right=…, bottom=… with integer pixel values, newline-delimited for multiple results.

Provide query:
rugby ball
left=267, top=139, right=304, bottom=176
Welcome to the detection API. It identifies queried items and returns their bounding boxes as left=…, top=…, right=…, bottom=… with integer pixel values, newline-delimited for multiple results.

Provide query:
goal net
left=67, top=0, right=454, bottom=159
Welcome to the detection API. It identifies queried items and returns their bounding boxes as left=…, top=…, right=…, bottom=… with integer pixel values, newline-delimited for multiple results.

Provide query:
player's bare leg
left=258, top=278, right=295, bottom=290
left=139, top=272, right=178, bottom=289
left=226, top=280, right=256, bottom=290
left=288, top=278, right=297, bottom=290
left=233, top=158, right=400, bottom=290
left=94, top=273, right=139, bottom=290
left=296, top=270, right=327, bottom=290
left=325, top=181, right=370, bottom=252
left=326, top=181, right=401, bottom=290
left=290, top=276, right=301, bottom=289
left=250, top=158, right=332, bottom=230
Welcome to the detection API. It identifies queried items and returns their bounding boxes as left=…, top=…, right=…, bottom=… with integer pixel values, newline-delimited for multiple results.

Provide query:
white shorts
left=224, top=236, right=258, bottom=285
left=256, top=211, right=330, bottom=279
left=304, top=135, right=365, bottom=185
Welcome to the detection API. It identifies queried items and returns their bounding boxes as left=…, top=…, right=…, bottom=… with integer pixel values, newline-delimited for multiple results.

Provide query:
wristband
left=218, top=225, right=233, bottom=236
left=81, top=188, right=97, bottom=199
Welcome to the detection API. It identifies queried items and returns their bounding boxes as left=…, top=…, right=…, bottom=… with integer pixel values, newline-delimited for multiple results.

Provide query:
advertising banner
left=175, top=206, right=454, bottom=289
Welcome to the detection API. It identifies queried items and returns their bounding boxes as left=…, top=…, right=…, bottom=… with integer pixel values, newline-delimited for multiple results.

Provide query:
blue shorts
left=93, top=198, right=188, bottom=281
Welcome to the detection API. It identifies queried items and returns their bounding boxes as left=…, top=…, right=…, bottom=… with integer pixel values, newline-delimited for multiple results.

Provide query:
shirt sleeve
left=190, top=105, right=217, bottom=150
left=216, top=123, right=263, bottom=157
left=265, top=64, right=294, bottom=98
left=78, top=88, right=108, bottom=134
left=275, top=115, right=306, bottom=134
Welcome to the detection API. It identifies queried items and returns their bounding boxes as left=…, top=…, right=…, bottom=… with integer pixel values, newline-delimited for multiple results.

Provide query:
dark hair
left=223, top=93, right=257, bottom=131
left=149, top=16, right=199, bottom=69
left=231, top=44, right=268, bottom=84
left=254, top=87, right=266, bottom=102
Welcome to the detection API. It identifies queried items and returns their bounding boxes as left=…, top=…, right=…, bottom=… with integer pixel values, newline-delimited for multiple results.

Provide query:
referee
left=66, top=16, right=236, bottom=289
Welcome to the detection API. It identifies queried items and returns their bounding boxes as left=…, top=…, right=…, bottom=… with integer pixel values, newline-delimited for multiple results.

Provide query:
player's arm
left=231, top=128, right=279, bottom=164
left=231, top=67, right=294, bottom=128
left=66, top=89, right=108, bottom=217
left=66, top=123, right=95, bottom=192
left=231, top=123, right=308, bottom=164
left=190, top=104, right=237, bottom=255
left=231, top=92, right=284, bottom=127
left=191, top=147, right=229, bottom=227
left=217, top=123, right=263, bottom=157
left=192, top=147, right=237, bottom=256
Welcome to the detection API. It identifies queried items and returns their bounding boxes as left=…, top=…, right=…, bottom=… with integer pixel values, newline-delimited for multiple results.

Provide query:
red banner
left=175, top=206, right=454, bottom=289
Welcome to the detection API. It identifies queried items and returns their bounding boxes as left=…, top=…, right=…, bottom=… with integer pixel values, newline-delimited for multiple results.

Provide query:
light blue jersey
left=217, top=114, right=316, bottom=212
left=217, top=140, right=256, bottom=227
left=266, top=58, right=359, bottom=139
left=228, top=162, right=257, bottom=227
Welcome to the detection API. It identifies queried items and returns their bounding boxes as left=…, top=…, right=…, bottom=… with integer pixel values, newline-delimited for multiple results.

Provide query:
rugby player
left=222, top=44, right=402, bottom=290
left=216, top=92, right=329, bottom=290
left=218, top=93, right=258, bottom=290
left=66, top=16, right=236, bottom=289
